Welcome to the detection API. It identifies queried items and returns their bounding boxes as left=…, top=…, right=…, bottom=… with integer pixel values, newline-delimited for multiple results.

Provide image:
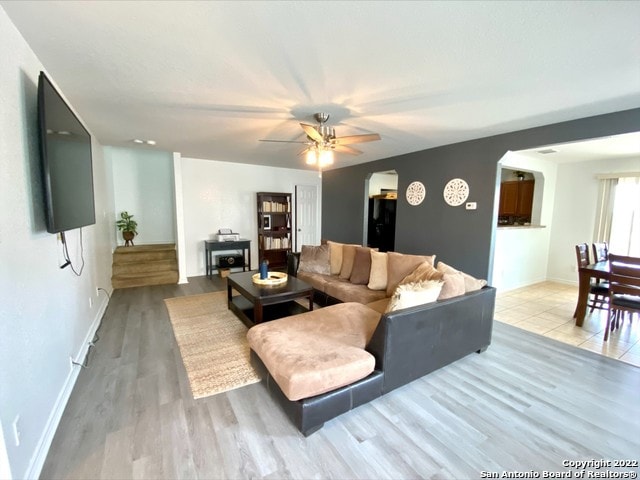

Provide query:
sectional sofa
left=247, top=242, right=496, bottom=435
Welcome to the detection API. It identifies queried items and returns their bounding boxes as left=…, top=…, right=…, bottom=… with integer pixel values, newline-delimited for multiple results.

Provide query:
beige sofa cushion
left=247, top=303, right=381, bottom=401
left=366, top=298, right=390, bottom=314
left=386, top=252, right=436, bottom=296
left=325, top=281, right=388, bottom=304
left=298, top=244, right=331, bottom=275
left=296, top=271, right=337, bottom=293
left=367, top=251, right=388, bottom=291
left=350, top=247, right=373, bottom=285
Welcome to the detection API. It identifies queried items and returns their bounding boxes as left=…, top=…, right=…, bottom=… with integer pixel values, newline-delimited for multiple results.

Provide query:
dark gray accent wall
left=322, top=108, right=640, bottom=280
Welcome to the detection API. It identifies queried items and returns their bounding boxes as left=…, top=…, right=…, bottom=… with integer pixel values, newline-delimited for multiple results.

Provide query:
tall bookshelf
left=257, top=192, right=292, bottom=270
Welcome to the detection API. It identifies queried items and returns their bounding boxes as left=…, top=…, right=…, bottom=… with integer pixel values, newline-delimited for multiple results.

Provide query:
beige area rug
left=164, top=291, right=261, bottom=399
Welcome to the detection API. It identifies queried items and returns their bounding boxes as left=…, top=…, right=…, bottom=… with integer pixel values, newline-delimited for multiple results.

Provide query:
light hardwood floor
left=40, top=277, right=640, bottom=479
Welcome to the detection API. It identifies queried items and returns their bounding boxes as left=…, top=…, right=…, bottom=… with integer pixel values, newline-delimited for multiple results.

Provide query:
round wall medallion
left=406, top=181, right=426, bottom=206
left=443, top=178, right=469, bottom=206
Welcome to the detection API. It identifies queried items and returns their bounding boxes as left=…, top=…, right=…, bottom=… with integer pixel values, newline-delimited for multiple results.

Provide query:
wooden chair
left=592, top=242, right=609, bottom=263
left=605, top=253, right=640, bottom=341
left=575, top=243, right=608, bottom=313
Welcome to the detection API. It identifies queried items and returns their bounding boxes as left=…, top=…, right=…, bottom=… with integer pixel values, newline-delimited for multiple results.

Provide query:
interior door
left=295, top=185, right=320, bottom=250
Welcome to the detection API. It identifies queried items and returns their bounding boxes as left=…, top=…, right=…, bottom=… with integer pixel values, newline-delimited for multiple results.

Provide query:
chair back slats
left=592, top=242, right=609, bottom=262
left=575, top=243, right=590, bottom=268
left=604, top=253, right=640, bottom=341
left=609, top=253, right=640, bottom=297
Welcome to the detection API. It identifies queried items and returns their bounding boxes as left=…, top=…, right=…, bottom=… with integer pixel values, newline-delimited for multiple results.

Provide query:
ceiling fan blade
left=333, top=133, right=381, bottom=145
left=333, top=144, right=363, bottom=155
left=300, top=123, right=324, bottom=143
left=297, top=147, right=311, bottom=156
left=259, top=139, right=309, bottom=144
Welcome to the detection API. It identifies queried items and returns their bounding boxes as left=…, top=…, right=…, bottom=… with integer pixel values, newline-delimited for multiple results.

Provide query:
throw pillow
left=385, top=280, right=444, bottom=313
left=350, top=247, right=373, bottom=285
left=327, top=241, right=344, bottom=275
left=339, top=244, right=358, bottom=279
left=367, top=250, right=388, bottom=291
left=298, top=244, right=331, bottom=275
left=400, top=261, right=443, bottom=285
left=386, top=252, right=436, bottom=297
left=437, top=272, right=466, bottom=300
left=437, top=261, right=488, bottom=293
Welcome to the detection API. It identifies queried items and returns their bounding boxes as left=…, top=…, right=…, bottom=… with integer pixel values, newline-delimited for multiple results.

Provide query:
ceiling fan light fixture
left=319, top=148, right=334, bottom=166
left=305, top=149, right=317, bottom=165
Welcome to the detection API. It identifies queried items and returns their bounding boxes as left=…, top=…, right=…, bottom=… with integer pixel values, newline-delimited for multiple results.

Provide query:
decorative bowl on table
left=252, top=272, right=288, bottom=286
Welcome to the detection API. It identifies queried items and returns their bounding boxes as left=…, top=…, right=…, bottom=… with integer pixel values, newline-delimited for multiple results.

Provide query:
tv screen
left=38, top=71, right=95, bottom=233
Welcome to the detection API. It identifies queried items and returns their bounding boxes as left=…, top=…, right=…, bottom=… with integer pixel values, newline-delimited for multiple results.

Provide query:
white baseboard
left=24, top=295, right=109, bottom=480
left=545, top=276, right=578, bottom=287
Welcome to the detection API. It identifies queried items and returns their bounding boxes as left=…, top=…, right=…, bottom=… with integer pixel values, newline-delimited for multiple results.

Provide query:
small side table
left=204, top=239, right=251, bottom=278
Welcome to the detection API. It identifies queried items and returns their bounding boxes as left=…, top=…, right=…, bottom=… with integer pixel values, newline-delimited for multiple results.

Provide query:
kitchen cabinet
left=498, top=180, right=534, bottom=219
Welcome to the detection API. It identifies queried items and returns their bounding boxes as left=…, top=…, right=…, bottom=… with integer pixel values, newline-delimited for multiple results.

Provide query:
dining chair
left=575, top=243, right=608, bottom=313
left=604, top=253, right=640, bottom=341
left=592, top=242, right=609, bottom=263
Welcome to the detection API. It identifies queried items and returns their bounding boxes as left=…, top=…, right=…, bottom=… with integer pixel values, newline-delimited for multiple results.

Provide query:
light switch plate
left=465, top=202, right=477, bottom=210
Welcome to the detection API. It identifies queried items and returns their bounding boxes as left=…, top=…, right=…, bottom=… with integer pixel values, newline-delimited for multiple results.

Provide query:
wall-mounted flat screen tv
left=37, top=71, right=95, bottom=233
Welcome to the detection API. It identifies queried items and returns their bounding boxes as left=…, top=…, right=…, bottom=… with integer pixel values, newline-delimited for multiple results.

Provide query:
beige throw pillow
left=350, top=247, right=373, bottom=285
left=437, top=272, right=466, bottom=300
left=298, top=244, right=331, bottom=275
left=400, top=261, right=443, bottom=285
left=385, top=280, right=443, bottom=313
left=327, top=241, right=344, bottom=275
left=339, top=245, right=358, bottom=279
left=367, top=251, right=388, bottom=291
left=437, top=261, right=488, bottom=293
left=386, top=252, right=437, bottom=297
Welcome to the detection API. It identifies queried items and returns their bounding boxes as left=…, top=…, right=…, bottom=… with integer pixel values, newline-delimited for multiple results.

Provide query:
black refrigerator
left=367, top=197, right=396, bottom=252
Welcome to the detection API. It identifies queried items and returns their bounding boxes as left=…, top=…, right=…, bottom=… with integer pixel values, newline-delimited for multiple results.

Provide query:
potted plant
left=116, top=211, right=138, bottom=246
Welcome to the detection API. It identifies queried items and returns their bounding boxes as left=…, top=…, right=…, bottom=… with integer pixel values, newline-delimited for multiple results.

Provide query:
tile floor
left=495, top=281, right=640, bottom=368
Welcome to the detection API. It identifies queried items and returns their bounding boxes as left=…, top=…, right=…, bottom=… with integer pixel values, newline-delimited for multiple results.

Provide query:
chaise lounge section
left=247, top=242, right=496, bottom=435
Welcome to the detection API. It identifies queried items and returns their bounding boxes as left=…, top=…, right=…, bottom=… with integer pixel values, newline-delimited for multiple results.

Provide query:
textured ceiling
left=3, top=1, right=640, bottom=170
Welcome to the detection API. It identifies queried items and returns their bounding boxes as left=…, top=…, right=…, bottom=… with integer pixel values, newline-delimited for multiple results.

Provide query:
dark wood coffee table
left=227, top=271, right=314, bottom=327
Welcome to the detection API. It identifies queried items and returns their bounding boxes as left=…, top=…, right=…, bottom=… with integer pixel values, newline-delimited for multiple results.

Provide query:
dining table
left=574, top=260, right=610, bottom=327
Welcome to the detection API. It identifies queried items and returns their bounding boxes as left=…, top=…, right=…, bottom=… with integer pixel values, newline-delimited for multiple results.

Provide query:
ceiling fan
left=260, top=113, right=381, bottom=166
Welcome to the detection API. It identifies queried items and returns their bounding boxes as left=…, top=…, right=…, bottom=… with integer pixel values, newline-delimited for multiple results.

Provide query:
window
left=609, top=177, right=640, bottom=256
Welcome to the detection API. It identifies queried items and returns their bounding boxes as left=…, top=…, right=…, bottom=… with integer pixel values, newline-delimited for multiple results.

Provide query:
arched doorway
left=363, top=170, right=398, bottom=251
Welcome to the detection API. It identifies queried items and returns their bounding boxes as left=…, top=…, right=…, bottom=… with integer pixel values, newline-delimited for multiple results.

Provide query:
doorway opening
left=364, top=170, right=398, bottom=252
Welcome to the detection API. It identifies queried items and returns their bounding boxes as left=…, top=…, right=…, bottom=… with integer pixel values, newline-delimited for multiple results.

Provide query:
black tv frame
left=37, top=71, right=96, bottom=234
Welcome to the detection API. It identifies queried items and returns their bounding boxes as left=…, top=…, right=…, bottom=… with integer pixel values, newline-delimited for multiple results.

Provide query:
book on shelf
left=262, top=235, right=290, bottom=250
left=261, top=201, right=289, bottom=213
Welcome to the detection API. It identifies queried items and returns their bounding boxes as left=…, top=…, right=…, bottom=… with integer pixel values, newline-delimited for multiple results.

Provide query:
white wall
left=181, top=157, right=321, bottom=276
left=106, top=146, right=175, bottom=246
left=491, top=151, right=558, bottom=291
left=368, top=171, right=398, bottom=196
left=0, top=9, right=112, bottom=479
left=546, top=156, right=640, bottom=284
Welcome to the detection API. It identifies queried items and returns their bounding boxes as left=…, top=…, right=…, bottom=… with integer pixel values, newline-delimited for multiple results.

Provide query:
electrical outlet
left=465, top=202, right=477, bottom=210
left=96, top=287, right=100, bottom=297
left=12, top=415, right=20, bottom=447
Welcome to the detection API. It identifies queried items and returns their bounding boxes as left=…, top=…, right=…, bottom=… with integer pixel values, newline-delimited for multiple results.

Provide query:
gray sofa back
left=367, top=286, right=496, bottom=393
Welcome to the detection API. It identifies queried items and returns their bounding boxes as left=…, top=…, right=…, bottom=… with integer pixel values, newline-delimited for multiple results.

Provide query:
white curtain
left=593, top=178, right=617, bottom=244
left=609, top=176, right=640, bottom=256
